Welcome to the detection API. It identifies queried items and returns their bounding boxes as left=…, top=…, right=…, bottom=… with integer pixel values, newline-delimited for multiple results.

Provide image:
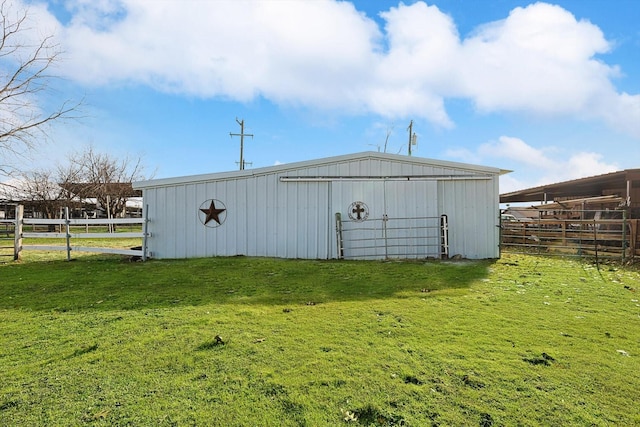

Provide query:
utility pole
left=230, top=118, right=254, bottom=170
left=407, top=120, right=416, bottom=156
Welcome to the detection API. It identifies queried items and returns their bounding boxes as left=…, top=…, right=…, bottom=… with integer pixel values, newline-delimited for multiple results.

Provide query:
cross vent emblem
left=348, top=201, right=369, bottom=222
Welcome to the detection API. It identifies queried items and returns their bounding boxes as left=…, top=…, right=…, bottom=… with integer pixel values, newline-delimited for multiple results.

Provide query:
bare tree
left=3, top=147, right=148, bottom=223
left=2, top=168, right=73, bottom=220
left=383, top=125, right=394, bottom=153
left=0, top=0, right=78, bottom=175
left=64, top=146, right=147, bottom=218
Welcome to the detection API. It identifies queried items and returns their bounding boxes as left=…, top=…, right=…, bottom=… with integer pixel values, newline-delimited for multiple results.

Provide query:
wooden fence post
left=65, top=207, right=71, bottom=261
left=622, top=210, right=627, bottom=263
left=14, top=205, right=23, bottom=261
left=335, top=213, right=343, bottom=259
left=630, top=220, right=638, bottom=258
left=440, top=214, right=449, bottom=259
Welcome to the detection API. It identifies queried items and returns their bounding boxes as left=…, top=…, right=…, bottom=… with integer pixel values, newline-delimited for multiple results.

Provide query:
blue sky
left=8, top=0, right=640, bottom=193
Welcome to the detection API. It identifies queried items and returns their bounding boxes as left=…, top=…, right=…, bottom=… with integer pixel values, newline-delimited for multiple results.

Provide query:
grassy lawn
left=1, top=251, right=639, bottom=426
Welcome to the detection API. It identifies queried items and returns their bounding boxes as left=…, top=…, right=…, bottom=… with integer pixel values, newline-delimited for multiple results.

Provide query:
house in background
left=0, top=182, right=142, bottom=220
left=134, top=152, right=507, bottom=260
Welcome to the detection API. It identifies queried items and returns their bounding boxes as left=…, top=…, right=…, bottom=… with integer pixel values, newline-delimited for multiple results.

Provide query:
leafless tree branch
left=0, top=0, right=80, bottom=175
left=4, top=168, right=72, bottom=219
left=65, top=146, right=148, bottom=218
left=7, top=146, right=150, bottom=220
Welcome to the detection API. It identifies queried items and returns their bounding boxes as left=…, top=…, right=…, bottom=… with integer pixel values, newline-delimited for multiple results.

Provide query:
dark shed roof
left=60, top=183, right=142, bottom=198
left=500, top=169, right=640, bottom=204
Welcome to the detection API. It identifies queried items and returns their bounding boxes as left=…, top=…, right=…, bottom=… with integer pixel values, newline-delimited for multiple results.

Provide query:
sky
left=4, top=0, right=640, bottom=194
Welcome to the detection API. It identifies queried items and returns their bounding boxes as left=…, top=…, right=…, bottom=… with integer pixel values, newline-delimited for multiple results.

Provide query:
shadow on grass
left=0, top=255, right=492, bottom=312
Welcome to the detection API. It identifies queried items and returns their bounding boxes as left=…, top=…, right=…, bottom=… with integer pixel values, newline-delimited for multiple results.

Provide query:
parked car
left=501, top=213, right=519, bottom=222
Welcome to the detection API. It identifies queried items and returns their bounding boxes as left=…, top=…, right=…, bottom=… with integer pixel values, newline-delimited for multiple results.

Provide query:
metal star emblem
left=200, top=200, right=226, bottom=225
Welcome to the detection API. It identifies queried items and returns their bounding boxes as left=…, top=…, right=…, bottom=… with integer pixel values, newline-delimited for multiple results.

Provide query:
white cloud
left=498, top=174, right=527, bottom=195
left=597, top=92, right=640, bottom=137
left=458, top=3, right=617, bottom=115
left=58, top=0, right=382, bottom=107
left=368, top=2, right=459, bottom=125
left=12, top=1, right=640, bottom=135
left=564, top=151, right=619, bottom=180
left=455, top=136, right=619, bottom=192
left=479, top=136, right=551, bottom=168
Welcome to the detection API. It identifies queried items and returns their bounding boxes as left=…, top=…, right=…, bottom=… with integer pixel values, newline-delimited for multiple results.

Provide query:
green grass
left=0, top=234, right=143, bottom=261
left=1, top=252, right=639, bottom=426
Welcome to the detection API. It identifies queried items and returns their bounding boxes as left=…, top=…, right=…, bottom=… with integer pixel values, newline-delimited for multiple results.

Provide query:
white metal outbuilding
left=133, top=152, right=506, bottom=260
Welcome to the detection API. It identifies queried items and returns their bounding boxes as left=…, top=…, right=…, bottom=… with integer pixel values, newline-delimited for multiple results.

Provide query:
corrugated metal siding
left=145, top=173, right=330, bottom=259
left=438, top=176, right=500, bottom=259
left=331, top=180, right=386, bottom=259
left=332, top=180, right=440, bottom=259
left=142, top=155, right=500, bottom=260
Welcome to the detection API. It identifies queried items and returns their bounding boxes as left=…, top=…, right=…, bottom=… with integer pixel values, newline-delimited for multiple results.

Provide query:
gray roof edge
left=134, top=151, right=504, bottom=189
left=500, top=168, right=640, bottom=199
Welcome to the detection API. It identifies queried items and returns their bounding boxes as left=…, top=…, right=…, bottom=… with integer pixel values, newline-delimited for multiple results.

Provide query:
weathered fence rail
left=501, top=215, right=637, bottom=261
left=0, top=219, right=15, bottom=259
left=6, top=205, right=149, bottom=261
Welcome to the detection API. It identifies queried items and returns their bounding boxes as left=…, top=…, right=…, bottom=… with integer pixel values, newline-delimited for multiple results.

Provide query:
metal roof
left=60, top=182, right=142, bottom=198
left=134, top=151, right=508, bottom=189
left=500, top=169, right=640, bottom=203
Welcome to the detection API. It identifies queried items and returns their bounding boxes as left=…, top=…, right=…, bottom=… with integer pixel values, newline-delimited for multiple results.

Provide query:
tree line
left=2, top=146, right=147, bottom=219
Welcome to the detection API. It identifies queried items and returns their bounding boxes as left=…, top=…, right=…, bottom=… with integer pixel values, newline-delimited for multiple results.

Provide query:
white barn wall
left=136, top=152, right=504, bottom=260
left=143, top=174, right=331, bottom=259
left=438, top=177, right=500, bottom=259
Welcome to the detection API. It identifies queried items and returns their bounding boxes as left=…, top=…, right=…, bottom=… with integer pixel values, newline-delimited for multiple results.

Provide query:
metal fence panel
left=500, top=209, right=630, bottom=261
left=340, top=215, right=443, bottom=260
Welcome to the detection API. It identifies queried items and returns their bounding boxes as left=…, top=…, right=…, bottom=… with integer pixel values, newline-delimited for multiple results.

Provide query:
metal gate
left=336, top=213, right=448, bottom=260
